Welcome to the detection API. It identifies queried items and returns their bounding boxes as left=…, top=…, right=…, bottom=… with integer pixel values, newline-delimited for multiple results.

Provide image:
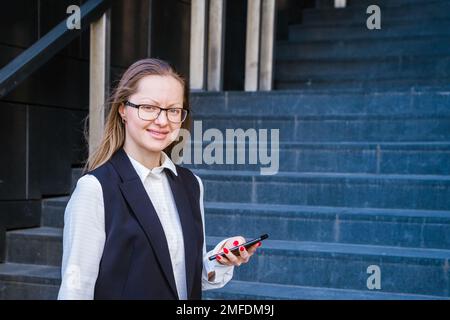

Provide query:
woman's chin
left=143, top=140, right=171, bottom=153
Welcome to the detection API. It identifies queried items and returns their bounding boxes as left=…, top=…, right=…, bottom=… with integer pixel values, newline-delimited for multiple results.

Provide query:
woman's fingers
left=215, top=237, right=262, bottom=266
left=215, top=254, right=230, bottom=265
left=237, top=246, right=250, bottom=263
left=229, top=237, right=246, bottom=247
left=246, top=242, right=261, bottom=255
left=215, top=247, right=239, bottom=266
left=223, top=247, right=242, bottom=266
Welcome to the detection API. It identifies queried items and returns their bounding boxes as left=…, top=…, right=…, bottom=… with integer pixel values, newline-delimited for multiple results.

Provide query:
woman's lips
left=146, top=129, right=169, bottom=139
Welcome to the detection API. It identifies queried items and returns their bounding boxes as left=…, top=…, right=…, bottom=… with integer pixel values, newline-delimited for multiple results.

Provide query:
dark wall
left=109, top=0, right=191, bottom=90
left=0, top=0, right=90, bottom=205
left=0, top=0, right=157, bottom=253
left=0, top=0, right=91, bottom=261
left=110, top=0, right=152, bottom=104
left=151, top=0, right=191, bottom=81
left=277, top=0, right=314, bottom=40
left=223, top=0, right=247, bottom=91
left=111, top=0, right=151, bottom=69
left=0, top=0, right=154, bottom=199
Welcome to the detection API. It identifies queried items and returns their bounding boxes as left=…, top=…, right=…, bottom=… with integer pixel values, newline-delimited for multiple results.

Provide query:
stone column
left=259, top=0, right=276, bottom=91
left=89, top=11, right=110, bottom=156
left=335, top=0, right=347, bottom=8
left=245, top=0, right=261, bottom=91
left=190, top=0, right=207, bottom=90
left=207, top=0, right=226, bottom=91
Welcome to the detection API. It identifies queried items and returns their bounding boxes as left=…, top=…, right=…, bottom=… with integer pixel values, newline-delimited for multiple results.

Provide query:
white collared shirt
left=58, top=151, right=233, bottom=300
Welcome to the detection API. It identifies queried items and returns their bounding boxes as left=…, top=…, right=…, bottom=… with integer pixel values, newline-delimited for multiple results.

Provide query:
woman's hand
left=215, top=236, right=261, bottom=267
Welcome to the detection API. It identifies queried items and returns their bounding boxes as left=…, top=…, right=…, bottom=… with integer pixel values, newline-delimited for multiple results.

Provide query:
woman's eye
left=142, top=105, right=159, bottom=112
left=169, top=109, right=181, bottom=115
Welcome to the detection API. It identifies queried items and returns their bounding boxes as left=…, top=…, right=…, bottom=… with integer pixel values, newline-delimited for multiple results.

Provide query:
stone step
left=276, top=36, right=450, bottom=61
left=275, top=55, right=450, bottom=82
left=65, top=168, right=450, bottom=213
left=190, top=91, right=450, bottom=117
left=206, top=237, right=450, bottom=297
left=182, top=141, right=450, bottom=175
left=39, top=179, right=450, bottom=248
left=195, top=114, right=450, bottom=142
left=195, top=170, right=450, bottom=210
left=288, top=20, right=450, bottom=41
left=64, top=170, right=450, bottom=211
left=0, top=263, right=60, bottom=300
left=39, top=197, right=450, bottom=249
left=204, top=202, right=450, bottom=249
left=317, top=0, right=445, bottom=8
left=302, top=1, right=450, bottom=25
left=203, top=280, right=448, bottom=300
left=275, top=79, right=450, bottom=91
left=2, top=263, right=444, bottom=300
left=6, top=227, right=62, bottom=267
left=71, top=167, right=83, bottom=193
left=3, top=233, right=449, bottom=298
left=41, top=196, right=69, bottom=228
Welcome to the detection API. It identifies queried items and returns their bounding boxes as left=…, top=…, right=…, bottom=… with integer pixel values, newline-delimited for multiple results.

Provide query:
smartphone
left=208, top=234, right=269, bottom=261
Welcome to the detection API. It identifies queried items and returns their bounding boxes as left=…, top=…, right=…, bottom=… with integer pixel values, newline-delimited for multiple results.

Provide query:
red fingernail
left=216, top=255, right=221, bottom=260
left=233, top=241, right=239, bottom=246
left=239, top=246, right=245, bottom=252
left=258, top=242, right=262, bottom=247
left=223, top=248, right=229, bottom=254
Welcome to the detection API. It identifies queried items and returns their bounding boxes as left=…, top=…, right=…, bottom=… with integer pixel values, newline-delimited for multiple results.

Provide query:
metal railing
left=0, top=0, right=112, bottom=99
left=0, top=0, right=112, bottom=158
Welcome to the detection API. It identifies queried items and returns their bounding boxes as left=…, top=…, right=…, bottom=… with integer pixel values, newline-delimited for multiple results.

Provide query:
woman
left=58, top=58, right=260, bottom=300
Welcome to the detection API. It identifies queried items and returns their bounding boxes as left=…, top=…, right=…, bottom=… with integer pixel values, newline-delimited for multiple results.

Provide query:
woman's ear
left=118, top=103, right=126, bottom=119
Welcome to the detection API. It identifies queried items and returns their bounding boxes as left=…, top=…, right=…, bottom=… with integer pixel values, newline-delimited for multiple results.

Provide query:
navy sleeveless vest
left=88, top=148, right=204, bottom=300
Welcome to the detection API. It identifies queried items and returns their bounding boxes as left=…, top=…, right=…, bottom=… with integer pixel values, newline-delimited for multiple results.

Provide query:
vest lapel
left=109, top=148, right=179, bottom=299
left=166, top=169, right=201, bottom=299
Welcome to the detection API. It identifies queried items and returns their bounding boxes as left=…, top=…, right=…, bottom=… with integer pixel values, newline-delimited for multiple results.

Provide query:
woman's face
left=119, top=75, right=184, bottom=156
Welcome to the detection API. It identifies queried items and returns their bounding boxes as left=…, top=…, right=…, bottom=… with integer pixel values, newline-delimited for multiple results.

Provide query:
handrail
left=0, top=0, right=113, bottom=98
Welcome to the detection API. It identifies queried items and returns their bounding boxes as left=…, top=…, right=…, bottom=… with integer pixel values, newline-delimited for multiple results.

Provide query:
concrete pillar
left=259, top=0, right=276, bottom=91
left=245, top=0, right=261, bottom=91
left=89, top=11, right=110, bottom=156
left=147, top=0, right=153, bottom=57
left=335, top=0, right=347, bottom=8
left=207, top=0, right=226, bottom=91
left=190, top=0, right=207, bottom=90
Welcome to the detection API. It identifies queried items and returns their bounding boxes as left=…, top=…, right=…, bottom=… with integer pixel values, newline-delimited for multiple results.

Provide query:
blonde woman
left=58, top=58, right=260, bottom=300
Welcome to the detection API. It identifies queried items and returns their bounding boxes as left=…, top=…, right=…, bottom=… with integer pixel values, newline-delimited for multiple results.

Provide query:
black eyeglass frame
left=124, top=100, right=189, bottom=123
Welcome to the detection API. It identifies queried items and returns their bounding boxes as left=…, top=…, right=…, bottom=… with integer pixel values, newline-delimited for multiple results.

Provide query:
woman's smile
left=146, top=128, right=170, bottom=140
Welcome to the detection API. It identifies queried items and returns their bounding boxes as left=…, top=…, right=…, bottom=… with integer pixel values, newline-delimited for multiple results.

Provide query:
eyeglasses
left=124, top=100, right=189, bottom=123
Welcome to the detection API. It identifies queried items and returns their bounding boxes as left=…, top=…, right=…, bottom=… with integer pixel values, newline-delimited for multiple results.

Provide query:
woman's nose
left=154, top=109, right=169, bottom=125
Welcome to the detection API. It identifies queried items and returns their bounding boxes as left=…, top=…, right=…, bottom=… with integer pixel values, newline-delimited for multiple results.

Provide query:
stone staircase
left=276, top=0, right=450, bottom=90
left=198, top=0, right=450, bottom=299
left=1, top=0, right=450, bottom=299
left=192, top=91, right=450, bottom=300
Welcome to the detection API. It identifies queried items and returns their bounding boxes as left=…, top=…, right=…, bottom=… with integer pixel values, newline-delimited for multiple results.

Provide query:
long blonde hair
left=83, top=58, right=191, bottom=174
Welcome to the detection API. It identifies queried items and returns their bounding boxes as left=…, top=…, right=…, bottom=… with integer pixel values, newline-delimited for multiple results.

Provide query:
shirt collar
left=126, top=151, right=178, bottom=183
